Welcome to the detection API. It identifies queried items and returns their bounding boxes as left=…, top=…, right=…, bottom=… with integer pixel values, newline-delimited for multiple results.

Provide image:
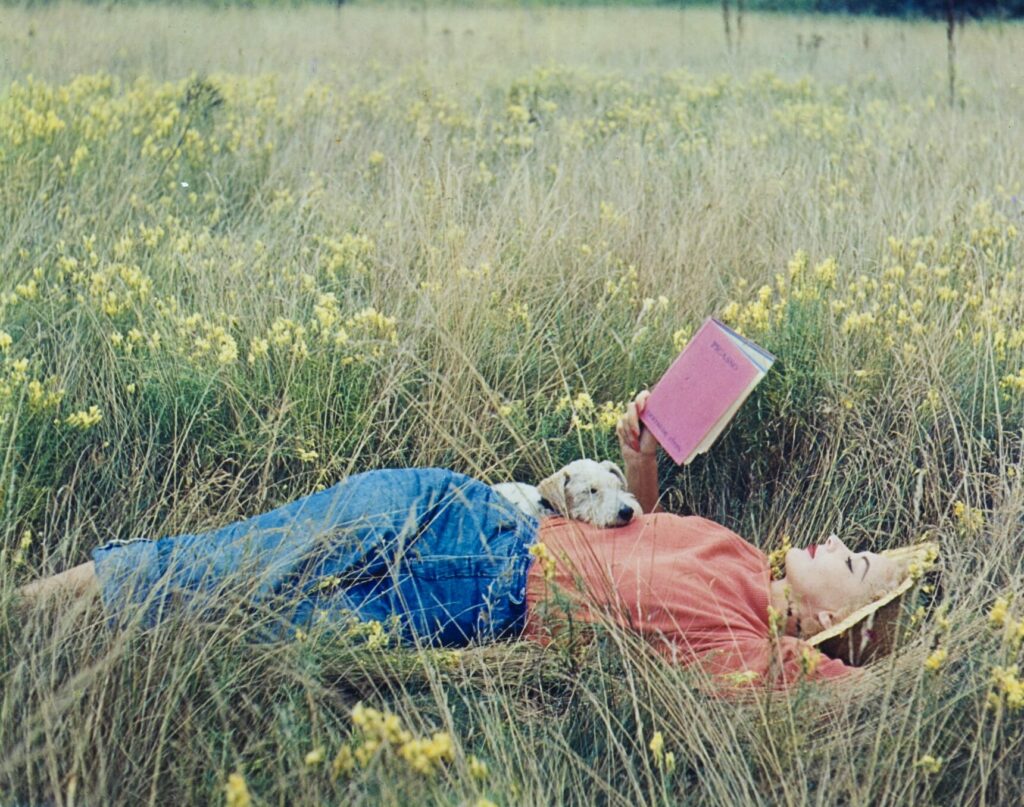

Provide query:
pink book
left=640, top=318, right=776, bottom=465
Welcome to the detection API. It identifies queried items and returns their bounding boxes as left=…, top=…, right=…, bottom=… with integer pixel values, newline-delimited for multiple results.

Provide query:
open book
left=640, top=317, right=776, bottom=465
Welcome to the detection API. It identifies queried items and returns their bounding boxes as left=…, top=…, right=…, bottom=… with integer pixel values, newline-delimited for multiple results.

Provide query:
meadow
left=1, top=3, right=1023, bottom=805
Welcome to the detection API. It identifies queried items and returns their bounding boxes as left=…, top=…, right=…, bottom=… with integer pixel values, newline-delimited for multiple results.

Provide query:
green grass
left=1, top=3, right=1023, bottom=805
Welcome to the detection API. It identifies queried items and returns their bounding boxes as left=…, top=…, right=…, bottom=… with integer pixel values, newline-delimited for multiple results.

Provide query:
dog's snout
left=618, top=505, right=636, bottom=523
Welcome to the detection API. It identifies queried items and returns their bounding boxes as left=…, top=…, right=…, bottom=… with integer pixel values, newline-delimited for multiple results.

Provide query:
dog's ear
left=536, top=470, right=571, bottom=516
left=599, top=460, right=627, bottom=486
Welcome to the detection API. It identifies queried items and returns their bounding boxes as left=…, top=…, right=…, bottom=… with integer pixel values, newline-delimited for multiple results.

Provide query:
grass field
left=1, top=3, right=1023, bottom=805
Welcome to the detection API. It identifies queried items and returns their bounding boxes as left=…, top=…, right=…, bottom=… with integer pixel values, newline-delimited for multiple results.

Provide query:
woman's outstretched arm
left=17, top=560, right=99, bottom=610
left=616, top=390, right=663, bottom=514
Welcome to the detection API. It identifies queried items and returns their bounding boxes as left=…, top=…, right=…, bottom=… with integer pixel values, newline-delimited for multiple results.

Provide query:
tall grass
left=0, top=4, right=1022, bottom=805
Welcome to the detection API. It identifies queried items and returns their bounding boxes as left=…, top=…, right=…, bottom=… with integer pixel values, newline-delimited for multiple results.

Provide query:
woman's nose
left=825, top=534, right=843, bottom=551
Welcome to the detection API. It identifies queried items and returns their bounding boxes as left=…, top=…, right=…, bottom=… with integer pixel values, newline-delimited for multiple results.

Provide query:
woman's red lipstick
left=807, top=545, right=817, bottom=558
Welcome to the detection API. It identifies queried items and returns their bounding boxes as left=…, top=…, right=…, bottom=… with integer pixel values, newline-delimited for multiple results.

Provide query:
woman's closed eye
left=847, top=554, right=871, bottom=580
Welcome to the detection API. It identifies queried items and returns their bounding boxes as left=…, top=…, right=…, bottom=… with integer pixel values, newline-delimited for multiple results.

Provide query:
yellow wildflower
left=305, top=746, right=325, bottom=766
left=468, top=754, right=489, bottom=781
left=767, top=534, right=792, bottom=580
left=354, top=738, right=380, bottom=768
left=673, top=327, right=692, bottom=353
left=596, top=401, right=622, bottom=431
left=914, top=755, right=943, bottom=774
left=787, top=249, right=808, bottom=280
left=811, top=258, right=835, bottom=286
left=989, top=596, right=1009, bottom=628
left=529, top=541, right=556, bottom=582
left=315, top=575, right=342, bottom=593
left=951, top=499, right=985, bottom=534
left=990, top=665, right=1024, bottom=710
left=648, top=730, right=664, bottom=763
left=331, top=746, right=355, bottom=781
left=801, top=647, right=822, bottom=676
left=223, top=772, right=251, bottom=807
left=924, top=647, right=947, bottom=672
left=66, top=405, right=103, bottom=430
left=0, top=331, right=12, bottom=351
left=724, top=670, right=760, bottom=686
left=247, top=337, right=269, bottom=365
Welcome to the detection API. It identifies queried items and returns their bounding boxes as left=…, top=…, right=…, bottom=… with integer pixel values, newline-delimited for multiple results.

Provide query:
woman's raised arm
left=615, top=390, right=663, bottom=514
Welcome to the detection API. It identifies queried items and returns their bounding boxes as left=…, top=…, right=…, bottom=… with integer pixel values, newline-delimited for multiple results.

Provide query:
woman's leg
left=89, top=467, right=536, bottom=638
left=17, top=561, right=99, bottom=608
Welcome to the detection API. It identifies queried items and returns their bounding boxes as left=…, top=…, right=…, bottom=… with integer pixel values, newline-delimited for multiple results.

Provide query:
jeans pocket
left=407, top=556, right=508, bottom=581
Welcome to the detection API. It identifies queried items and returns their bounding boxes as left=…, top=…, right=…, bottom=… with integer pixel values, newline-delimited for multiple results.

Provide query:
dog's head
left=536, top=459, right=642, bottom=528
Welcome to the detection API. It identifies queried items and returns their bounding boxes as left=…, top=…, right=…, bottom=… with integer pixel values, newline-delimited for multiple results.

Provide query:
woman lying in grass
left=18, top=392, right=914, bottom=690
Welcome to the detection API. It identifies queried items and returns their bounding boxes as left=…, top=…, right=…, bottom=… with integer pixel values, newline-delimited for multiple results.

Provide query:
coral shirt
left=523, top=514, right=854, bottom=690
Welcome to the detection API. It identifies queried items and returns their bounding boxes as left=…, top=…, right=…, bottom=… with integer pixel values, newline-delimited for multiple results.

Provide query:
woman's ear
left=537, top=471, right=571, bottom=516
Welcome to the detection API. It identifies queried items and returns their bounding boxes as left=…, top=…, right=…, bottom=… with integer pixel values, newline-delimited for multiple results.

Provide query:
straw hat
left=806, top=540, right=940, bottom=666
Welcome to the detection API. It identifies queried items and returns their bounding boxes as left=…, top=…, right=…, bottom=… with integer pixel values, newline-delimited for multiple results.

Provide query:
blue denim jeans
left=91, top=468, right=539, bottom=645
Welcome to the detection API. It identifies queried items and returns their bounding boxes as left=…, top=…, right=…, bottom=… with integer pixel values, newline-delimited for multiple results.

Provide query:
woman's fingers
left=616, top=391, right=651, bottom=453
left=616, top=411, right=638, bottom=451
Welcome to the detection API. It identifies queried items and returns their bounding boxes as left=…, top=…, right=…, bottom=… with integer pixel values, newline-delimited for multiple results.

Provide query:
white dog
left=493, top=459, right=642, bottom=528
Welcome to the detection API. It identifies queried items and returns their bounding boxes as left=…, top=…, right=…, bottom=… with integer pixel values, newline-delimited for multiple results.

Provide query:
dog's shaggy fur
left=493, top=459, right=642, bottom=528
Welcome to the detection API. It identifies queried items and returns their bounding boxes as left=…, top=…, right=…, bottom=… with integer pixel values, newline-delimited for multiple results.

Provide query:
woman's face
left=784, top=534, right=899, bottom=629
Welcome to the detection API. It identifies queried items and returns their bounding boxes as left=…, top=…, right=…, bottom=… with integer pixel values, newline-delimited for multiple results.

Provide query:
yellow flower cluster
left=987, top=594, right=1024, bottom=650
left=346, top=703, right=456, bottom=777
left=720, top=198, right=1021, bottom=371
left=1, top=357, right=30, bottom=392
left=304, top=746, right=326, bottom=766
left=27, top=377, right=65, bottom=413
left=989, top=666, right=1024, bottom=710
left=320, top=611, right=395, bottom=650
left=317, top=233, right=375, bottom=280
left=187, top=320, right=239, bottom=367
left=529, top=541, right=557, bottom=582
left=398, top=732, right=455, bottom=776
left=1000, top=368, right=1024, bottom=394
left=766, top=534, right=792, bottom=580
left=923, top=647, right=948, bottom=672
left=10, top=529, right=33, bottom=567
left=648, top=730, right=676, bottom=773
left=65, top=405, right=103, bottom=430
left=223, top=771, right=251, bottom=807
left=72, top=263, right=153, bottom=318
left=951, top=500, right=985, bottom=536
left=555, top=391, right=623, bottom=433
left=245, top=305, right=399, bottom=368
left=724, top=669, right=760, bottom=686
left=600, top=262, right=641, bottom=310
left=914, top=755, right=943, bottom=775
left=800, top=646, right=822, bottom=677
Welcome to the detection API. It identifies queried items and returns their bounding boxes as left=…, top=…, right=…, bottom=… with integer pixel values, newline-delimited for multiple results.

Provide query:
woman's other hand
left=616, top=390, right=658, bottom=464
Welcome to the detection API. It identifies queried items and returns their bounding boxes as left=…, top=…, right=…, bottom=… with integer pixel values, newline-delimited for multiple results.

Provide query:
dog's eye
left=590, top=487, right=598, bottom=495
